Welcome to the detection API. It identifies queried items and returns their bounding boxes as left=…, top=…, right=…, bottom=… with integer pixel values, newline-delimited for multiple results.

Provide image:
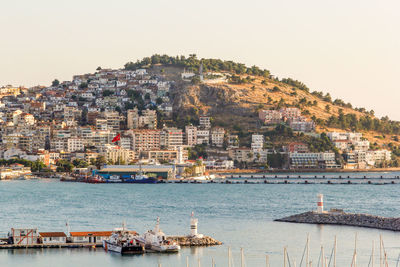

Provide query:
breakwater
left=167, top=236, right=222, bottom=246
left=275, top=211, right=400, bottom=231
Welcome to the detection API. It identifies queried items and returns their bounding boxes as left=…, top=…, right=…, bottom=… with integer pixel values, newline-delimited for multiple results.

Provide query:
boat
left=103, top=226, right=144, bottom=254
left=137, top=217, right=180, bottom=253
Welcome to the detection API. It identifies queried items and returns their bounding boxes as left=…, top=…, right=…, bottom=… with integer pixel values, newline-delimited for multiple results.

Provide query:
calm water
left=1, top=171, right=400, bottom=266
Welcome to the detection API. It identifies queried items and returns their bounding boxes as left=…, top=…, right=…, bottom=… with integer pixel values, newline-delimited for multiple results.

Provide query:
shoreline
left=212, top=167, right=400, bottom=174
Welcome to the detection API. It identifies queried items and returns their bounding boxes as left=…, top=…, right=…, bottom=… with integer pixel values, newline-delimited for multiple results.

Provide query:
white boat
left=103, top=226, right=144, bottom=254
left=137, top=218, right=180, bottom=253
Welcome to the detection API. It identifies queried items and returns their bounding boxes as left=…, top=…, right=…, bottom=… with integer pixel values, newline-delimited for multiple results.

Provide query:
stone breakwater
left=275, top=211, right=400, bottom=231
left=167, top=236, right=222, bottom=246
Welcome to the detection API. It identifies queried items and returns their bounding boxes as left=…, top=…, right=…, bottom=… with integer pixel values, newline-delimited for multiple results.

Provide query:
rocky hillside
left=127, top=55, right=400, bottom=154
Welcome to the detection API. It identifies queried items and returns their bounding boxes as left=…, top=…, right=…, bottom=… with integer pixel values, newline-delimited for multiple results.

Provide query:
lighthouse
left=190, top=212, right=198, bottom=236
left=317, top=194, right=324, bottom=213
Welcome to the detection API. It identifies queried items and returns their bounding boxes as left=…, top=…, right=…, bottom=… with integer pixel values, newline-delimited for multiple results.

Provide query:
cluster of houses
left=0, top=163, right=31, bottom=180
left=0, top=70, right=234, bottom=175
left=6, top=228, right=112, bottom=245
left=0, top=69, right=393, bottom=173
left=259, top=107, right=315, bottom=132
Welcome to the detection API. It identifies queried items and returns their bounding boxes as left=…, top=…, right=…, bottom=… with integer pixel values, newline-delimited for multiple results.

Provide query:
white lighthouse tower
left=190, top=212, right=203, bottom=238
left=317, top=194, right=324, bottom=213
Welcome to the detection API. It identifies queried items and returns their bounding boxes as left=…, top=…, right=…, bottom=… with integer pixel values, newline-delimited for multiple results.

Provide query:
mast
left=321, top=246, right=324, bottom=267
left=306, top=235, right=310, bottom=267
left=228, top=247, right=232, bottom=267
left=284, top=247, right=287, bottom=267
left=241, top=248, right=245, bottom=267
left=380, top=235, right=383, bottom=267
left=334, top=236, right=337, bottom=267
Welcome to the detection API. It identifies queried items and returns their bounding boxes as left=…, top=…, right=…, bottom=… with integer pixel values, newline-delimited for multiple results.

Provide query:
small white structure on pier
left=317, top=194, right=324, bottom=213
left=190, top=212, right=203, bottom=238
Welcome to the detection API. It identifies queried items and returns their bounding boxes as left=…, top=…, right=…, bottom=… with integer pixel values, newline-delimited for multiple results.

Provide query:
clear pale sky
left=1, top=0, right=399, bottom=119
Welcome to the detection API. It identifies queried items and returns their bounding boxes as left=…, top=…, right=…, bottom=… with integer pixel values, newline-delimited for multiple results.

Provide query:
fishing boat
left=137, top=217, right=180, bottom=253
left=103, top=226, right=144, bottom=254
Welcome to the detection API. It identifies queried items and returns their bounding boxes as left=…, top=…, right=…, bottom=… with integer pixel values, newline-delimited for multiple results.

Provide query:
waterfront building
left=95, top=165, right=176, bottom=179
left=39, top=232, right=67, bottom=244
left=69, top=231, right=112, bottom=244
left=9, top=228, right=38, bottom=245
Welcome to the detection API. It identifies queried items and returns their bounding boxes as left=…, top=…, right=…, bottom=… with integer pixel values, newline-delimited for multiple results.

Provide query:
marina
left=1, top=177, right=400, bottom=266
left=0, top=215, right=221, bottom=253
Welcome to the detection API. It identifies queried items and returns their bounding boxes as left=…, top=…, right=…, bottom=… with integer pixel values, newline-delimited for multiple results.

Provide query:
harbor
left=0, top=214, right=221, bottom=253
left=1, top=177, right=400, bottom=266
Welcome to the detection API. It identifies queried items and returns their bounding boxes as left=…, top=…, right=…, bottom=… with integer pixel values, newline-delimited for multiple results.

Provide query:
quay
left=0, top=243, right=101, bottom=249
left=275, top=194, right=400, bottom=231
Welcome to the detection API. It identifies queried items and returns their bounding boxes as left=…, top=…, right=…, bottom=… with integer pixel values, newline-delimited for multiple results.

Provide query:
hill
left=124, top=54, right=400, bottom=161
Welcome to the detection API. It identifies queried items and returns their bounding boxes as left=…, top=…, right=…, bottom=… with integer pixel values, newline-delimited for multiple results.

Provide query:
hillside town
left=0, top=67, right=393, bottom=178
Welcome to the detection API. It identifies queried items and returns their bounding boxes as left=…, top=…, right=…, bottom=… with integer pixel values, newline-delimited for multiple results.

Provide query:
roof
left=39, top=232, right=67, bottom=237
left=69, top=231, right=112, bottom=237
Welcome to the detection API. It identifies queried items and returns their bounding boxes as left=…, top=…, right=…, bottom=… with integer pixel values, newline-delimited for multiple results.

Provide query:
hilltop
left=125, top=54, right=400, bottom=156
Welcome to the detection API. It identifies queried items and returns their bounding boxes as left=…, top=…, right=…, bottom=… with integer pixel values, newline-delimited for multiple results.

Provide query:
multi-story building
left=131, top=129, right=161, bottom=154
left=196, top=129, right=210, bottom=145
left=104, top=111, right=120, bottom=131
left=127, top=108, right=157, bottom=129
left=251, top=134, right=264, bottom=152
left=185, top=125, right=197, bottom=147
left=161, top=127, right=183, bottom=149
left=199, top=116, right=211, bottom=129
left=211, top=127, right=225, bottom=147
left=289, top=152, right=340, bottom=169
left=67, top=138, right=84, bottom=152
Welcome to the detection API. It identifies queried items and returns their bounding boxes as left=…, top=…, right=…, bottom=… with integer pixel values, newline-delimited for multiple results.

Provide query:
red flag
left=112, top=133, right=121, bottom=143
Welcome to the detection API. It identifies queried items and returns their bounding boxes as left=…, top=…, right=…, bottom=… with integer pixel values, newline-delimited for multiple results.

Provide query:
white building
left=251, top=134, right=264, bottom=152
left=67, top=138, right=84, bottom=152
left=211, top=127, right=225, bottom=147
left=40, top=232, right=67, bottom=244
left=185, top=125, right=198, bottom=147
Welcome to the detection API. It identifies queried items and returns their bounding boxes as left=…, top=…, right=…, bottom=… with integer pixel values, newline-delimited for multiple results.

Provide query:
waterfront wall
left=275, top=211, right=400, bottom=231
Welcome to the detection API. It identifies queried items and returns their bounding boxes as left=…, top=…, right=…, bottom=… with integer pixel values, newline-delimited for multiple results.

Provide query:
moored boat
left=137, top=217, right=180, bottom=253
left=103, top=227, right=144, bottom=254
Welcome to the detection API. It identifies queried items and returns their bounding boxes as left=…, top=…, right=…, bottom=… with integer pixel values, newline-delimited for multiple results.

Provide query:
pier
left=0, top=243, right=102, bottom=249
left=275, top=194, right=400, bottom=231
left=276, top=211, right=400, bottom=231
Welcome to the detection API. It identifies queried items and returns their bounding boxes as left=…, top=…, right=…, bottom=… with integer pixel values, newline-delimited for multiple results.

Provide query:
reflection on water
left=0, top=175, right=400, bottom=266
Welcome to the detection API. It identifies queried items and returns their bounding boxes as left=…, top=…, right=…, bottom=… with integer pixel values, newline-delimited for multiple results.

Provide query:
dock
left=0, top=243, right=102, bottom=249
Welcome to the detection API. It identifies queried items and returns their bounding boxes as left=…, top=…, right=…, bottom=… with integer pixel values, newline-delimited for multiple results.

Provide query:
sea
left=1, top=171, right=400, bottom=266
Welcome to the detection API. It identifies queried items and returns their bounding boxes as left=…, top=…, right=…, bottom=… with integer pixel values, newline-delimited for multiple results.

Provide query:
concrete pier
left=275, top=211, right=400, bottom=231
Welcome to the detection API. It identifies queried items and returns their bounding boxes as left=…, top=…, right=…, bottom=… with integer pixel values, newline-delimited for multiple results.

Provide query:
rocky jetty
left=275, top=211, right=400, bottom=231
left=167, top=235, right=222, bottom=246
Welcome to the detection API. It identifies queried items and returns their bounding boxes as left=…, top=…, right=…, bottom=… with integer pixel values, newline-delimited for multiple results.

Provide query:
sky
left=1, top=0, right=399, bottom=119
